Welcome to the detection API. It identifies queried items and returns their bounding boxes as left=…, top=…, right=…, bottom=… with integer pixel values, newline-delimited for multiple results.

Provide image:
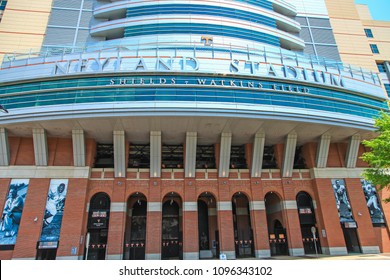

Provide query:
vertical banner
left=0, top=179, right=29, bottom=245
left=331, top=179, right=354, bottom=223
left=361, top=179, right=385, bottom=225
left=39, top=179, right=68, bottom=242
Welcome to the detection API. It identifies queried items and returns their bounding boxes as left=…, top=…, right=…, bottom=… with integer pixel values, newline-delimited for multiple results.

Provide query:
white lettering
left=78, top=58, right=88, bottom=72
left=197, top=79, right=207, bottom=85
left=230, top=59, right=240, bottom=73
left=135, top=58, right=148, bottom=71
left=54, top=61, right=70, bottom=74
left=268, top=64, right=278, bottom=77
left=156, top=57, right=172, bottom=71
left=183, top=57, right=199, bottom=71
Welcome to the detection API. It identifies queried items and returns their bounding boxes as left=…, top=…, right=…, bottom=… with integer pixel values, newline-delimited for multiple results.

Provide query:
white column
left=0, top=128, right=10, bottom=166
left=345, top=134, right=361, bottom=168
left=282, top=131, right=297, bottom=177
left=316, top=134, right=331, bottom=168
left=251, top=132, right=265, bottom=178
left=150, top=131, right=161, bottom=178
left=72, top=129, right=85, bottom=167
left=113, top=130, right=126, bottom=178
left=218, top=132, right=232, bottom=178
left=185, top=132, right=197, bottom=178
left=33, top=128, right=48, bottom=166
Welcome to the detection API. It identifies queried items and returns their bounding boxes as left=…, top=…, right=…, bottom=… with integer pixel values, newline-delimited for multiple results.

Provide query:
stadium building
left=0, top=0, right=389, bottom=260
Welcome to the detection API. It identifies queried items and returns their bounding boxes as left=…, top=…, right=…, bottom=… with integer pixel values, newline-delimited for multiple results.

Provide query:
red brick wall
left=1, top=136, right=390, bottom=260
left=86, top=138, right=96, bottom=167
left=345, top=178, right=378, bottom=249
left=10, top=137, right=34, bottom=165
left=302, top=143, right=317, bottom=168
left=48, top=138, right=73, bottom=166
left=12, top=178, right=50, bottom=259
left=312, top=178, right=346, bottom=249
left=327, top=143, right=348, bottom=167
left=57, top=178, right=89, bottom=258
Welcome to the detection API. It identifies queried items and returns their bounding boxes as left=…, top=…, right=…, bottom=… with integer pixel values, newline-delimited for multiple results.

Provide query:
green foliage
left=362, top=111, right=390, bottom=203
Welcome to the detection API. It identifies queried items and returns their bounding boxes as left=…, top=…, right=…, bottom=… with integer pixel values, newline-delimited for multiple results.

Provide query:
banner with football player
left=361, top=179, right=385, bottom=225
left=0, top=179, right=29, bottom=245
left=39, top=179, right=68, bottom=242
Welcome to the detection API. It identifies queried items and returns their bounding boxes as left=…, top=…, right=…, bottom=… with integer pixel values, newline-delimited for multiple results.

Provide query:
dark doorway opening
left=198, top=192, right=218, bottom=259
left=36, top=248, right=57, bottom=260
left=232, top=192, right=254, bottom=258
left=342, top=227, right=362, bottom=253
left=123, top=192, right=147, bottom=260
left=296, top=192, right=321, bottom=254
left=162, top=193, right=182, bottom=260
left=85, top=192, right=110, bottom=260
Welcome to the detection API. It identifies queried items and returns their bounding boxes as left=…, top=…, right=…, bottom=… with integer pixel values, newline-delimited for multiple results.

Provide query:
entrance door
left=271, top=220, right=288, bottom=256
left=86, top=229, right=108, bottom=260
left=343, top=228, right=361, bottom=253
left=296, top=192, right=321, bottom=254
left=85, top=193, right=110, bottom=260
left=301, top=226, right=321, bottom=254
left=232, top=193, right=254, bottom=258
left=162, top=200, right=180, bottom=259
left=198, top=200, right=210, bottom=251
left=129, top=200, right=147, bottom=260
left=36, top=248, right=57, bottom=260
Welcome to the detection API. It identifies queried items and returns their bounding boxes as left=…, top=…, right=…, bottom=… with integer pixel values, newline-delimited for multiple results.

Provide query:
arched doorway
left=232, top=192, right=254, bottom=258
left=85, top=192, right=110, bottom=260
left=162, top=192, right=183, bottom=260
left=265, top=192, right=288, bottom=256
left=123, top=192, right=147, bottom=260
left=296, top=191, right=321, bottom=254
left=198, top=192, right=219, bottom=259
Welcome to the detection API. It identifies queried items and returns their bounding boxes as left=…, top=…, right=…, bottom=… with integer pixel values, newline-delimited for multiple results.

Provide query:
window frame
left=364, top=28, right=374, bottom=38
left=370, top=44, right=380, bottom=54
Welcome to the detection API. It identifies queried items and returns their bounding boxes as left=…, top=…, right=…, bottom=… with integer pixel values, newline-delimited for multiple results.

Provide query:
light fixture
left=33, top=217, right=38, bottom=222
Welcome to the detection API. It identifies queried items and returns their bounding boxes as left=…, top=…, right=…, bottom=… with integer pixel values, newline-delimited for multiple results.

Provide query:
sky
left=355, top=0, right=390, bottom=21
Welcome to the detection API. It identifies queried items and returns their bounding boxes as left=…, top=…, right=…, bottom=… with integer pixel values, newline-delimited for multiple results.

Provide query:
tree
left=362, top=111, right=390, bottom=203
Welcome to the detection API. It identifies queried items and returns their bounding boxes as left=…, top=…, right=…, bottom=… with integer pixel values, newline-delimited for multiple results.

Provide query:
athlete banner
left=39, top=179, right=68, bottom=243
left=0, top=179, right=29, bottom=245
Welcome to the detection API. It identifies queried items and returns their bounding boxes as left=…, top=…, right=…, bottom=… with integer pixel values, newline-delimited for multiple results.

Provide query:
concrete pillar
left=218, top=133, right=232, bottom=178
left=32, top=128, right=48, bottom=166
left=345, top=134, right=361, bottom=168
left=282, top=132, right=297, bottom=177
left=316, top=134, right=331, bottom=168
left=72, top=129, right=85, bottom=167
left=185, top=132, right=197, bottom=178
left=0, top=128, right=10, bottom=166
left=251, top=132, right=265, bottom=178
left=113, top=131, right=126, bottom=178
left=150, top=131, right=161, bottom=178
